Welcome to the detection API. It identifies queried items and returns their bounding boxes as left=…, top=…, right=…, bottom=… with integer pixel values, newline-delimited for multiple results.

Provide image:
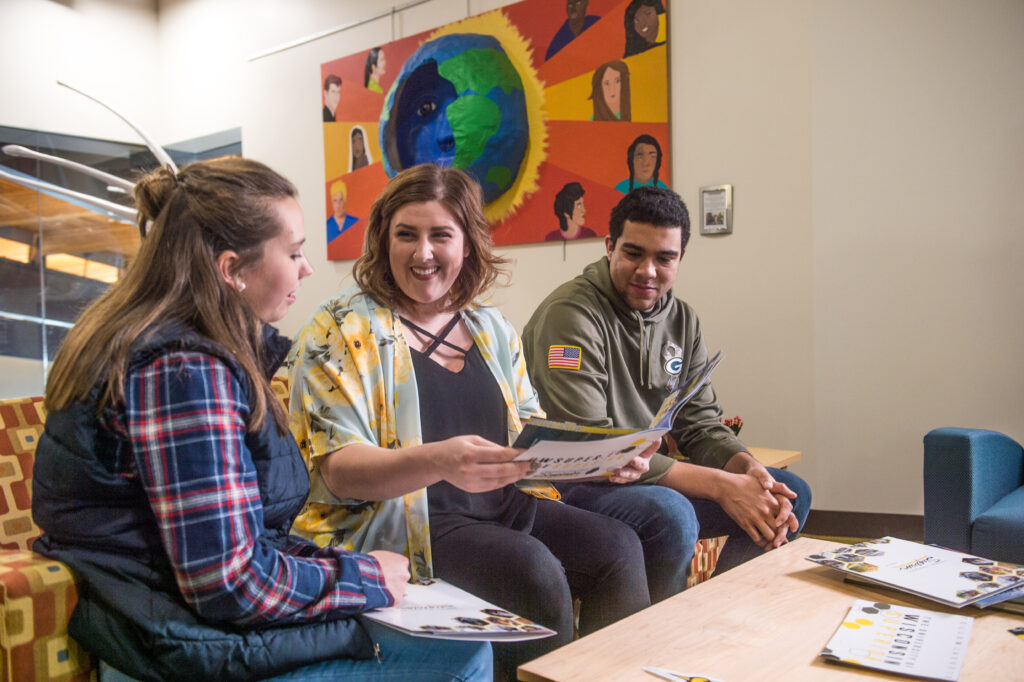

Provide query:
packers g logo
left=665, top=356, right=684, bottom=375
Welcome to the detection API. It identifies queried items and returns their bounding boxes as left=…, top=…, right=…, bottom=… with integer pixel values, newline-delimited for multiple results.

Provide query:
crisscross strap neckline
left=400, top=314, right=467, bottom=358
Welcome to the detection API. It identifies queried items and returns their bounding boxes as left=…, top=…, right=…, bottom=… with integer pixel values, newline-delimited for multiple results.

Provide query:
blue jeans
left=557, top=467, right=812, bottom=602
left=100, top=620, right=492, bottom=682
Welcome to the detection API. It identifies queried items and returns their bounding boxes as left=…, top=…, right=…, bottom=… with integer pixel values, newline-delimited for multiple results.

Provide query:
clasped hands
left=721, top=463, right=799, bottom=550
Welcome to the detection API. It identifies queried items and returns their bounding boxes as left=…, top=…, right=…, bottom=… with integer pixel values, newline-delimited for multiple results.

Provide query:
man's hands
left=368, top=550, right=410, bottom=604
left=432, top=435, right=531, bottom=493
left=723, top=454, right=799, bottom=549
left=717, top=470, right=797, bottom=549
left=608, top=440, right=659, bottom=484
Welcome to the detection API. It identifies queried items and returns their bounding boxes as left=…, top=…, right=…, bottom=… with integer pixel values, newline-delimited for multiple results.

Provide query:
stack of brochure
left=819, top=600, right=972, bottom=681
left=362, top=579, right=556, bottom=642
left=806, top=537, right=1024, bottom=608
left=511, top=351, right=722, bottom=481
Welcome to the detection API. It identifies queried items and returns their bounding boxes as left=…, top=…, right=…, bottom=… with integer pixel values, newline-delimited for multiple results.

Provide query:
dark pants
left=559, top=467, right=813, bottom=602
left=432, top=497, right=650, bottom=682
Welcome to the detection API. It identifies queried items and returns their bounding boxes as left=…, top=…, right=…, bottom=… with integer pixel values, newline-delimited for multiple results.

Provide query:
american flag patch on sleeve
left=547, top=345, right=581, bottom=370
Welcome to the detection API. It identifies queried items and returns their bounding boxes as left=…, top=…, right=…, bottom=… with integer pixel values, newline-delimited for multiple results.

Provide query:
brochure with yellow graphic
left=512, top=352, right=722, bottom=481
left=820, top=600, right=972, bottom=681
left=363, top=579, right=556, bottom=642
left=806, top=537, right=1024, bottom=607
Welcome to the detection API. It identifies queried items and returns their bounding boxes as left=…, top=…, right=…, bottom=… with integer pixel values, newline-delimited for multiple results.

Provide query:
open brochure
left=819, top=600, right=973, bottom=681
left=511, top=351, right=722, bottom=481
left=806, top=537, right=1024, bottom=608
left=361, top=578, right=557, bottom=642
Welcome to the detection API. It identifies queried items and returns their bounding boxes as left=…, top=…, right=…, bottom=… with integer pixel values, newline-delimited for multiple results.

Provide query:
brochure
left=362, top=579, right=557, bottom=642
left=819, top=600, right=973, bottom=681
left=512, top=351, right=722, bottom=481
left=973, top=583, right=1024, bottom=612
left=806, top=537, right=1024, bottom=608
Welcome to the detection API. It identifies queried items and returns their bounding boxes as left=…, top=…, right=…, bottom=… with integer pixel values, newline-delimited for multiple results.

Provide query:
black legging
left=431, top=497, right=650, bottom=682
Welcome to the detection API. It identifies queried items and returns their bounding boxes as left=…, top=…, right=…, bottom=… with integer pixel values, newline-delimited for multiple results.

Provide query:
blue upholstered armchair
left=923, top=427, right=1024, bottom=564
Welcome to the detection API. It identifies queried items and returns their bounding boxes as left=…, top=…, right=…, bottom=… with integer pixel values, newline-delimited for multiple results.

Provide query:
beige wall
left=0, top=0, right=159, bottom=140
left=808, top=0, right=1024, bottom=510
left=2, top=0, right=1022, bottom=514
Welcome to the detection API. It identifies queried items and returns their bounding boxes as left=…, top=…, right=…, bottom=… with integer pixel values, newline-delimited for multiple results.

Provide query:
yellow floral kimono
left=286, top=285, right=555, bottom=580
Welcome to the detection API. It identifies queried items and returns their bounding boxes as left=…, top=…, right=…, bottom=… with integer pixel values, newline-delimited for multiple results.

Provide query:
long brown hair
left=45, top=156, right=296, bottom=432
left=590, top=61, right=632, bottom=122
left=353, top=164, right=509, bottom=311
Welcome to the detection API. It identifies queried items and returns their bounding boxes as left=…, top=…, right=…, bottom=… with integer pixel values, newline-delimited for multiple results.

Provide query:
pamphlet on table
left=512, top=351, right=722, bottom=481
left=819, top=599, right=972, bottom=681
left=806, top=536, right=1024, bottom=607
left=362, top=579, right=557, bottom=642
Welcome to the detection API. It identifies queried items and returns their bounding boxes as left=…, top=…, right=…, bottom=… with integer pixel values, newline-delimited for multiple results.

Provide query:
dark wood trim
left=802, top=510, right=923, bottom=541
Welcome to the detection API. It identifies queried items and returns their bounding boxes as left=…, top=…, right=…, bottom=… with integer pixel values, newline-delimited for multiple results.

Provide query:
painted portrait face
left=331, top=190, right=346, bottom=219
left=395, top=63, right=458, bottom=168
left=606, top=219, right=682, bottom=312
left=239, top=197, right=313, bottom=323
left=324, top=83, right=341, bottom=113
left=570, top=197, right=586, bottom=227
left=633, top=5, right=659, bottom=43
left=567, top=0, right=588, bottom=21
left=374, top=50, right=387, bottom=78
left=352, top=129, right=365, bottom=158
left=601, top=67, right=622, bottom=114
left=633, top=142, right=658, bottom=183
left=388, top=200, right=470, bottom=311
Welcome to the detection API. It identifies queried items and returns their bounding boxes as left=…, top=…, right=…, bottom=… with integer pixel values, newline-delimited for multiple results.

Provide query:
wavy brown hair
left=45, top=156, right=296, bottom=433
left=353, top=164, right=509, bottom=311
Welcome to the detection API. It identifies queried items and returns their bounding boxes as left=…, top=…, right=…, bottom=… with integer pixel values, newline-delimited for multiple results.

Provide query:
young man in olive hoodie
left=523, top=186, right=811, bottom=602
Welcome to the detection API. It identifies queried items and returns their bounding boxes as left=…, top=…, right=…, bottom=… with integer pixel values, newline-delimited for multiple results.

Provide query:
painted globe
left=380, top=33, right=528, bottom=203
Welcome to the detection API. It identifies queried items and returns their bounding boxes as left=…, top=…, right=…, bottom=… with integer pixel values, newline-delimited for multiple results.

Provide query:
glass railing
left=0, top=126, right=240, bottom=399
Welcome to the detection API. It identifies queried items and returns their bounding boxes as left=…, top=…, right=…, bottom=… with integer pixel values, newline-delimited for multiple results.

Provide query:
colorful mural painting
left=320, top=0, right=670, bottom=260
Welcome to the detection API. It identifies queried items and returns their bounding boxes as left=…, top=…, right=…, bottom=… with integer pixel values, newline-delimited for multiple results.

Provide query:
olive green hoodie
left=522, top=257, right=747, bottom=481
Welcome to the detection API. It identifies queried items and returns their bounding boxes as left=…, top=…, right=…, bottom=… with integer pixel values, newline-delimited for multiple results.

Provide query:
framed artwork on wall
left=320, top=0, right=671, bottom=260
left=699, top=184, right=732, bottom=235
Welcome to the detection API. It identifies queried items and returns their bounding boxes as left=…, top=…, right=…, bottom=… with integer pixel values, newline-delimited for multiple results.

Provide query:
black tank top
left=404, top=315, right=536, bottom=540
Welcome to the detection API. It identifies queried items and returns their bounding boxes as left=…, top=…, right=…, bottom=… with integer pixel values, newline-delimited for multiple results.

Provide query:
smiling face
left=632, top=142, right=658, bottom=183
left=388, top=201, right=469, bottom=314
left=606, top=219, right=682, bottom=312
left=633, top=5, right=659, bottom=43
left=238, top=197, right=313, bottom=323
left=601, top=67, right=622, bottom=114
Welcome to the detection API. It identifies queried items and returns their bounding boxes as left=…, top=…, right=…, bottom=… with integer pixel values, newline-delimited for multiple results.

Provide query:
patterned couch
left=0, top=379, right=724, bottom=682
left=0, top=396, right=93, bottom=682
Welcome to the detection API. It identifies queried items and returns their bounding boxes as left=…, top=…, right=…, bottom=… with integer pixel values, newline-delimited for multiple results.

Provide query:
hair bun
left=132, top=166, right=177, bottom=226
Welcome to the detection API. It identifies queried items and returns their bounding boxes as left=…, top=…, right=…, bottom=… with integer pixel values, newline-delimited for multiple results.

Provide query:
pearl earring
left=237, top=281, right=246, bottom=292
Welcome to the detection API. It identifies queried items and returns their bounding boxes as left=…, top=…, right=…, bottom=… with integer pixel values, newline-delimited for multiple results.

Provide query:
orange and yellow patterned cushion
left=688, top=537, right=725, bottom=588
left=1, top=396, right=96, bottom=681
left=0, top=550, right=93, bottom=682
left=0, top=397, right=45, bottom=552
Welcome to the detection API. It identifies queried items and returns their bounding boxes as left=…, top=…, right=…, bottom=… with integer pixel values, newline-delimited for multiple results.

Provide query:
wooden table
left=518, top=538, right=1023, bottom=681
left=749, top=446, right=801, bottom=469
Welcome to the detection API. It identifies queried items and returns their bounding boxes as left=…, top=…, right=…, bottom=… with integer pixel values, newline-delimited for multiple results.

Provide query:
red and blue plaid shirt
left=125, top=351, right=391, bottom=626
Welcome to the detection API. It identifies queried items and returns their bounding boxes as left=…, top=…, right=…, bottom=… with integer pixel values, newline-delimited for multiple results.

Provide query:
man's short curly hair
left=608, top=185, right=689, bottom=253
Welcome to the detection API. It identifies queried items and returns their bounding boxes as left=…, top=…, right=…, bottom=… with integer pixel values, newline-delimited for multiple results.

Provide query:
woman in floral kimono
left=288, top=164, right=650, bottom=680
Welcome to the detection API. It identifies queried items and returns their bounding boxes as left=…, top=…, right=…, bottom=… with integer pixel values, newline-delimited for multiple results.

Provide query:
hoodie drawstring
left=634, top=311, right=656, bottom=389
